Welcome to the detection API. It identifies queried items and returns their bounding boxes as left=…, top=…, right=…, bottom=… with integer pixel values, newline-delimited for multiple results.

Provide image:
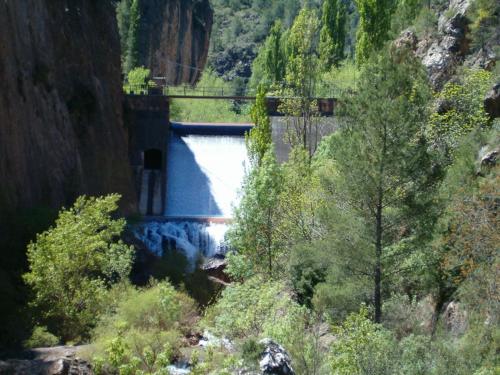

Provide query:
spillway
left=133, top=122, right=250, bottom=269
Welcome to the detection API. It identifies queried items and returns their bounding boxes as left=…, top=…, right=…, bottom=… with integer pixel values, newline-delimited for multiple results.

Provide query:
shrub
left=329, top=307, right=397, bottom=375
left=23, top=194, right=133, bottom=342
left=88, top=281, right=197, bottom=374
left=202, top=276, right=325, bottom=374
left=24, top=326, right=60, bottom=348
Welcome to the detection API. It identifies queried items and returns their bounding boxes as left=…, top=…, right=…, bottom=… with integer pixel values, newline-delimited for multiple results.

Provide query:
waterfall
left=133, top=220, right=230, bottom=260
left=134, top=126, right=249, bottom=269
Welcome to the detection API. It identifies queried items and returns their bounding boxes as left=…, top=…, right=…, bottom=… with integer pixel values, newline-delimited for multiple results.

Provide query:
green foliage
left=280, top=8, right=322, bottom=156
left=246, top=85, right=272, bottom=166
left=319, top=0, right=347, bottom=69
left=23, top=194, right=133, bottom=342
left=89, top=281, right=197, bottom=374
left=209, top=0, right=303, bottom=81
left=116, top=0, right=142, bottom=73
left=24, top=326, right=60, bottom=348
left=248, top=21, right=288, bottom=89
left=427, top=69, right=493, bottom=154
left=329, top=308, right=397, bottom=374
left=391, top=0, right=429, bottom=35
left=318, top=60, right=359, bottom=96
left=284, top=8, right=320, bottom=99
left=354, top=0, right=396, bottom=64
left=317, top=48, right=434, bottom=322
left=229, top=150, right=283, bottom=277
left=123, top=66, right=153, bottom=94
left=202, top=276, right=324, bottom=374
left=469, top=0, right=500, bottom=51
left=169, top=70, right=251, bottom=123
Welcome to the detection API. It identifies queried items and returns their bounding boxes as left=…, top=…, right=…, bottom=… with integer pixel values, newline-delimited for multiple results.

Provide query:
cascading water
left=133, top=123, right=249, bottom=270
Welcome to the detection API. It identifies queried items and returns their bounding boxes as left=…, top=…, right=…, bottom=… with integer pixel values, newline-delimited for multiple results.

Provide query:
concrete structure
left=125, top=94, right=337, bottom=216
left=126, top=95, right=169, bottom=215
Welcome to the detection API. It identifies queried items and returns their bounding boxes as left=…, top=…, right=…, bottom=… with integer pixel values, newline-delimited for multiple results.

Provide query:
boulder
left=394, top=29, right=418, bottom=51
left=0, top=346, right=92, bottom=375
left=259, top=339, right=295, bottom=375
left=484, top=83, right=500, bottom=119
left=415, top=0, right=472, bottom=89
left=443, top=302, right=468, bottom=335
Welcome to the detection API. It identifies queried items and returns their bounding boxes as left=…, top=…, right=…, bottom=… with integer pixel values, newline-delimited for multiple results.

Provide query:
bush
left=329, top=308, right=397, bottom=375
left=24, top=326, right=60, bottom=348
left=23, top=194, right=133, bottom=342
left=88, top=281, right=197, bottom=374
left=202, top=276, right=325, bottom=374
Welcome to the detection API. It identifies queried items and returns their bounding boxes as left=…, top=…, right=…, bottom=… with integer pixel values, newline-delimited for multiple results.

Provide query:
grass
left=169, top=70, right=252, bottom=123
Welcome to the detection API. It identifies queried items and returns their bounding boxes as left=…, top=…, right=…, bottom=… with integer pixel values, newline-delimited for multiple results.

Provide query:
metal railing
left=124, top=82, right=345, bottom=99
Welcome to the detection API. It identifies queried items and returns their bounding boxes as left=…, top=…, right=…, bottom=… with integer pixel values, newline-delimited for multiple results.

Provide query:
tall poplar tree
left=280, top=8, right=322, bottom=158
left=354, top=0, right=395, bottom=65
left=124, top=0, right=140, bottom=73
left=319, top=0, right=347, bottom=69
left=246, top=85, right=272, bottom=167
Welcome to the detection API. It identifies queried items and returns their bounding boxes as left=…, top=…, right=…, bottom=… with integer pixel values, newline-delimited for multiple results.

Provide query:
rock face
left=415, top=0, right=472, bottom=89
left=0, top=0, right=136, bottom=217
left=484, top=84, right=500, bottom=118
left=0, top=346, right=92, bottom=375
left=259, top=339, right=295, bottom=375
left=395, top=0, right=497, bottom=90
left=136, top=0, right=213, bottom=85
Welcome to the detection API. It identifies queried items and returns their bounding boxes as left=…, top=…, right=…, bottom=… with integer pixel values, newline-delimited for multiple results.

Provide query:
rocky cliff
left=0, top=0, right=136, bottom=216
left=136, top=0, right=213, bottom=85
left=396, top=0, right=498, bottom=91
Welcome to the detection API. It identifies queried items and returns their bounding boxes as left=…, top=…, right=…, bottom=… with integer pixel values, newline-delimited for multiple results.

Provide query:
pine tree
left=322, top=48, right=434, bottom=322
left=319, top=0, right=347, bottom=69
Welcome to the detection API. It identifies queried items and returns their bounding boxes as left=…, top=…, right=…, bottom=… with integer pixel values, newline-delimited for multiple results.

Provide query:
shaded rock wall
left=137, top=0, right=213, bottom=85
left=0, top=0, right=136, bottom=216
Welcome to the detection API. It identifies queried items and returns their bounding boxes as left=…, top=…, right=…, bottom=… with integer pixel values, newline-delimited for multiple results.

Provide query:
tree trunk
left=374, top=196, right=383, bottom=323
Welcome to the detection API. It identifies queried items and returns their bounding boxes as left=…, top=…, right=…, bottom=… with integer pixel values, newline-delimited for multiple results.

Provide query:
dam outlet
left=133, top=122, right=250, bottom=271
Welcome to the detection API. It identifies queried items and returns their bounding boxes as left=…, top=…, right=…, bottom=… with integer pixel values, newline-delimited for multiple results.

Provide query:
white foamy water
left=134, top=131, right=248, bottom=267
left=133, top=220, right=229, bottom=261
left=165, top=134, right=248, bottom=217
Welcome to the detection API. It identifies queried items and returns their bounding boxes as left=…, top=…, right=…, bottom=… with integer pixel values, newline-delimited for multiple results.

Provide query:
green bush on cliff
left=23, top=194, right=134, bottom=342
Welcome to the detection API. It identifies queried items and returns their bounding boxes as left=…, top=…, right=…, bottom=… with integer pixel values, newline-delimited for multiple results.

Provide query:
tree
left=246, top=85, right=272, bottom=167
left=321, top=48, right=434, bottom=322
left=319, top=0, right=347, bottom=69
left=280, top=8, right=322, bottom=158
left=249, top=21, right=287, bottom=90
left=123, top=0, right=140, bottom=73
left=24, top=194, right=134, bottom=341
left=229, top=150, right=283, bottom=278
left=354, top=0, right=396, bottom=65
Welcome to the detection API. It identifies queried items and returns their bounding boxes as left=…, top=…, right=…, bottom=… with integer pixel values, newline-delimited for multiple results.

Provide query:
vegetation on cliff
left=3, top=0, right=499, bottom=374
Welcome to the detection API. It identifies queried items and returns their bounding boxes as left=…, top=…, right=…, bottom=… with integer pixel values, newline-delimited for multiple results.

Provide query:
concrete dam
left=126, top=95, right=336, bottom=269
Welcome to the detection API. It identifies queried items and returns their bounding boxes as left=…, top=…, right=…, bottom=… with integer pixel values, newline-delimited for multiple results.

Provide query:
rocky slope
left=0, top=0, right=136, bottom=216
left=396, top=0, right=498, bottom=91
left=136, top=0, right=213, bottom=85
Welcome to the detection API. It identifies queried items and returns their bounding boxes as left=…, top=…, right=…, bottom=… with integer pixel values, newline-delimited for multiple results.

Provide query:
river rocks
left=258, top=339, right=295, bottom=375
left=0, top=346, right=92, bottom=375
